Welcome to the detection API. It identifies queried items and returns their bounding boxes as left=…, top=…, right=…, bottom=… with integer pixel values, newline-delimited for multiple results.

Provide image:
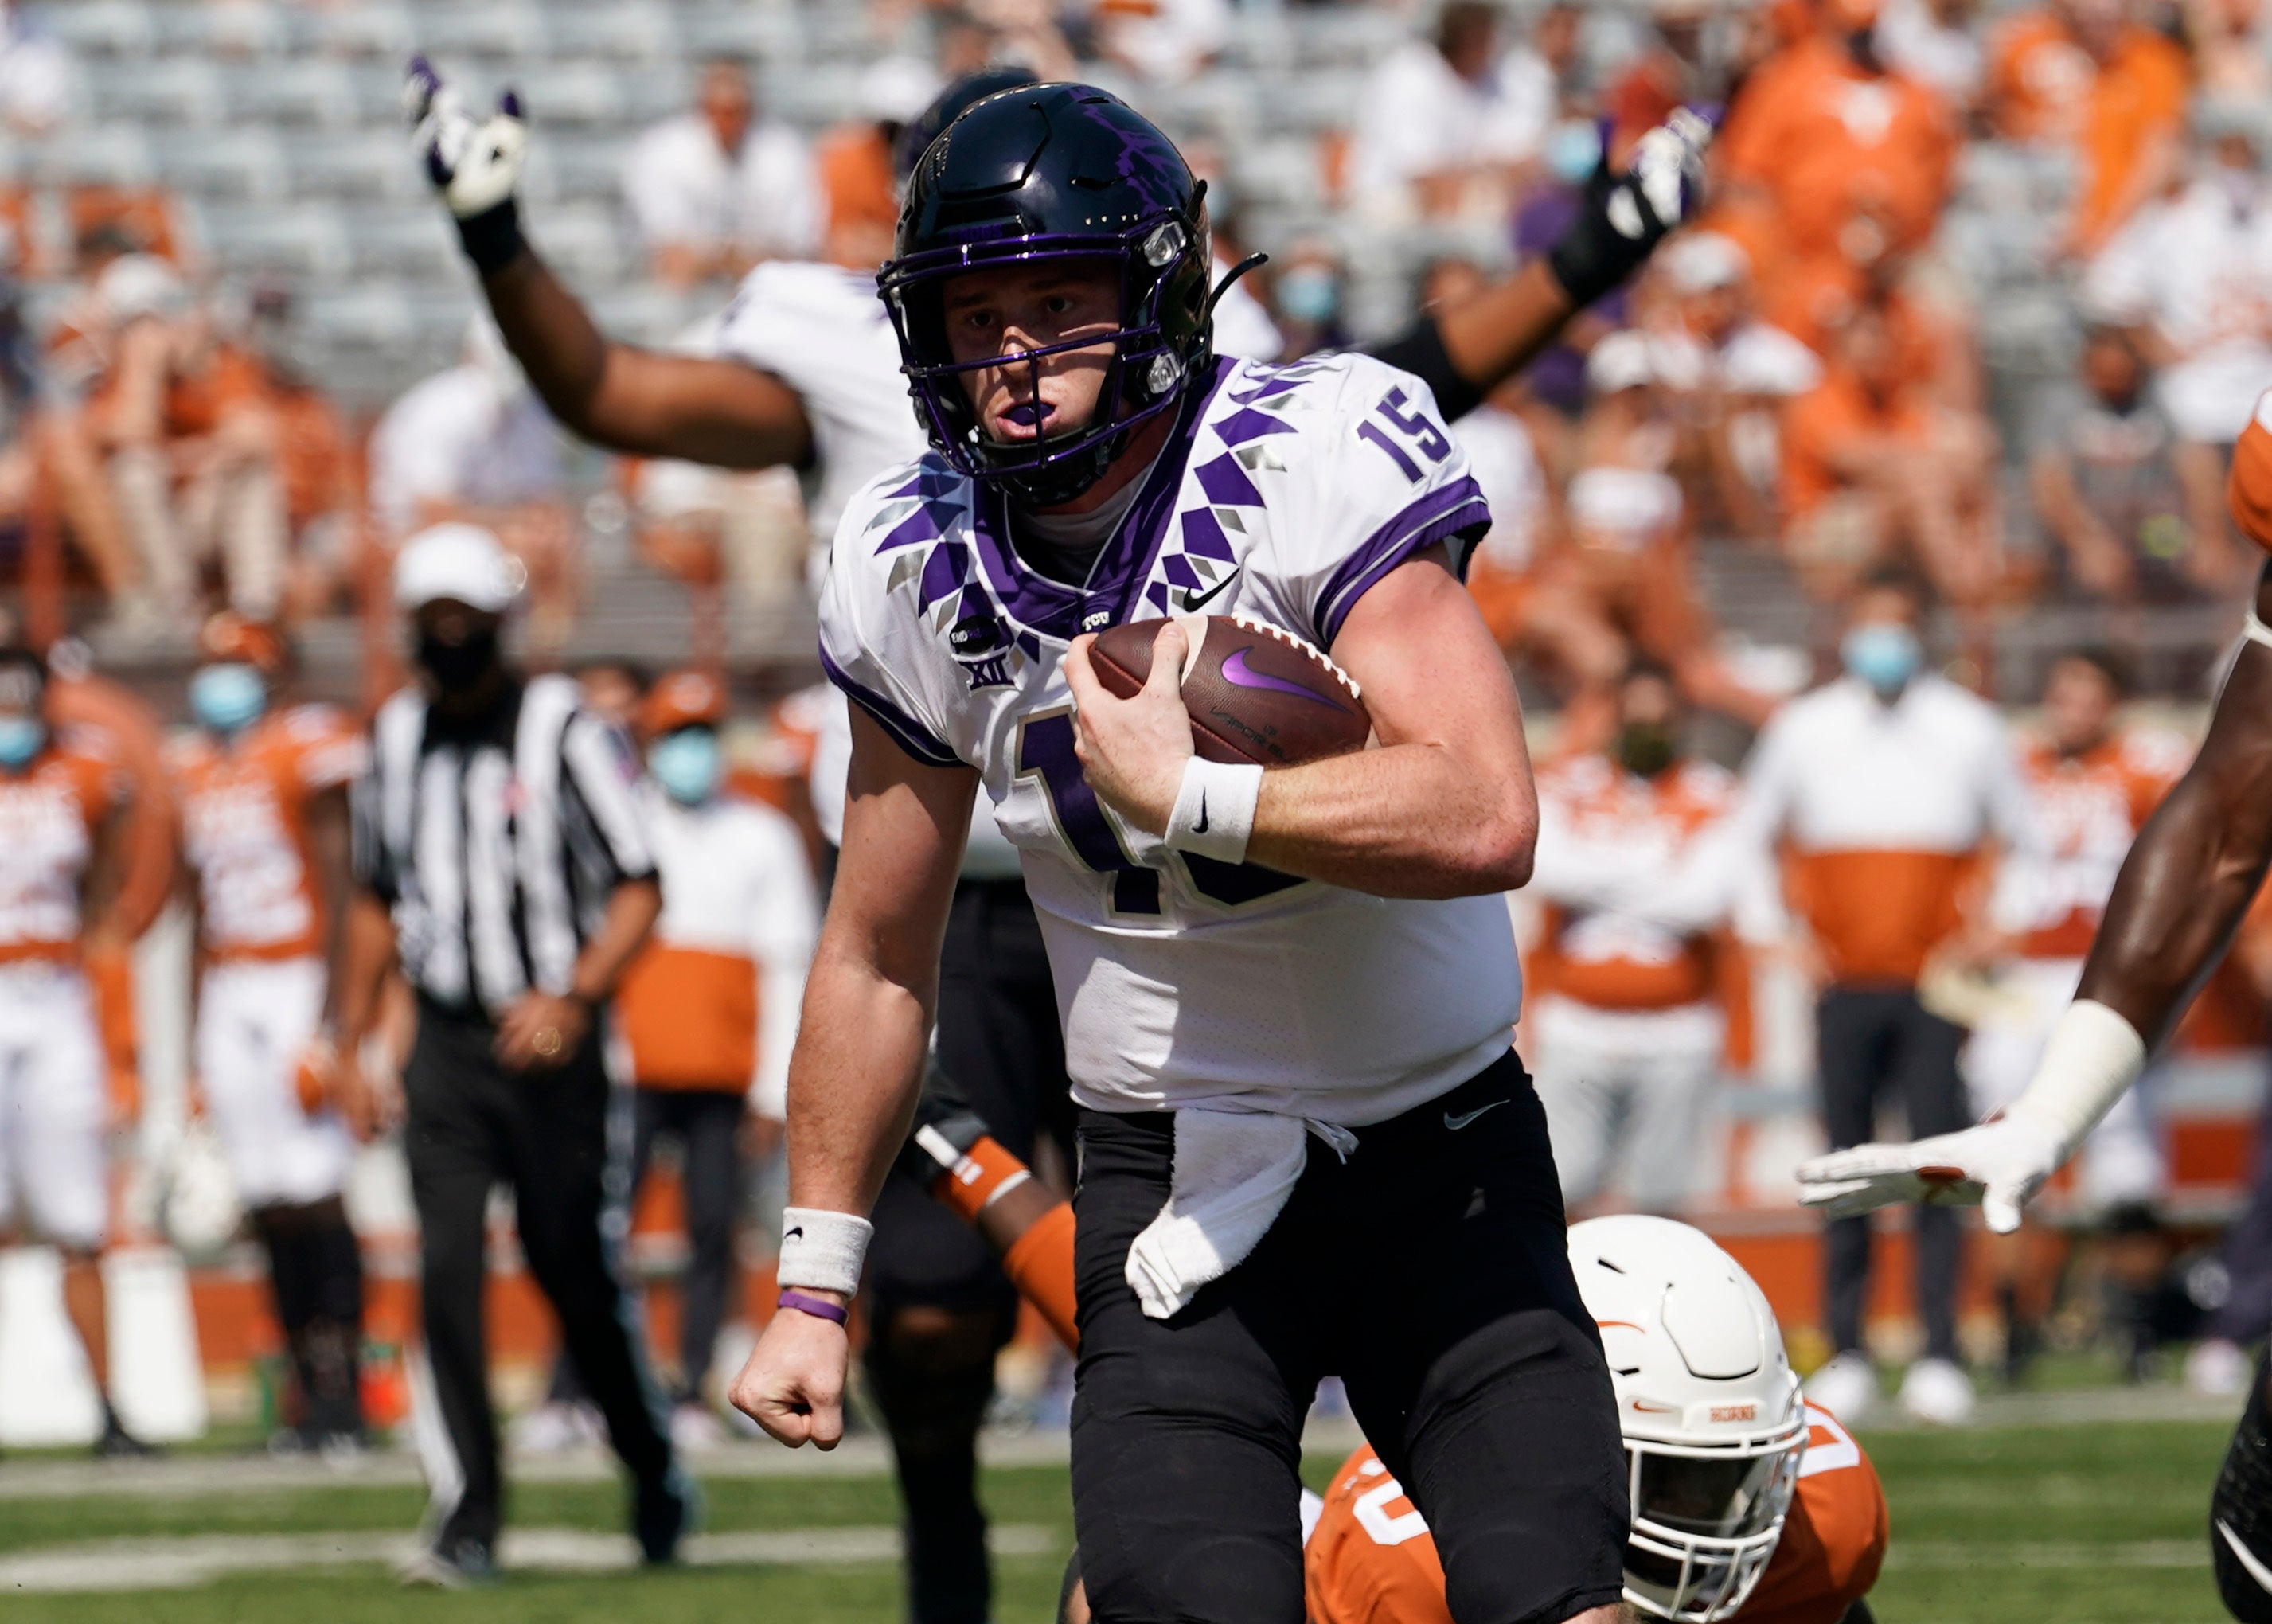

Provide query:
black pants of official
left=1817, top=985, right=1970, bottom=1362
left=865, top=878, right=1078, bottom=1624
left=631, top=1087, right=745, bottom=1399
left=1072, top=1053, right=1628, bottom=1624
left=403, top=1000, right=675, bottom=1553
left=2209, top=1056, right=2272, bottom=1346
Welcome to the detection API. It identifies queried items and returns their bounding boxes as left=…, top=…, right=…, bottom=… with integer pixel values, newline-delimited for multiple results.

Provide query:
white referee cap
left=394, top=522, right=523, bottom=613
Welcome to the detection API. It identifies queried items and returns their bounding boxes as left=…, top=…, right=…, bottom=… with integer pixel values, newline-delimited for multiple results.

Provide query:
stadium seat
left=548, top=5, right=684, bottom=65
left=287, top=136, right=423, bottom=205
left=675, top=4, right=809, bottom=66
left=302, top=2, right=416, bottom=63
left=509, top=63, right=629, bottom=130
left=30, top=123, right=155, bottom=188
left=85, top=60, right=227, bottom=129
left=588, top=282, right=703, bottom=347
left=160, top=131, right=289, bottom=204
left=197, top=201, right=352, bottom=279
left=517, top=133, right=627, bottom=207
left=28, top=0, right=157, bottom=60
left=231, top=61, right=397, bottom=131
left=406, top=1, right=551, bottom=64
left=341, top=205, right=459, bottom=280
left=525, top=201, right=628, bottom=285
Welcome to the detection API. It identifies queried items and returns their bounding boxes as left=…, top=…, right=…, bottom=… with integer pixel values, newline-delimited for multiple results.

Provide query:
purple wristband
left=778, top=1289, right=849, bottom=1326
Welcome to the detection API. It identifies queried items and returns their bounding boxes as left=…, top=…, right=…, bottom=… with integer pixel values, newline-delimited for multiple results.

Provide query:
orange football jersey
left=2016, top=728, right=2188, bottom=959
left=169, top=705, right=368, bottom=962
left=1304, top=1407, right=1885, bottom=1624
left=0, top=732, right=130, bottom=962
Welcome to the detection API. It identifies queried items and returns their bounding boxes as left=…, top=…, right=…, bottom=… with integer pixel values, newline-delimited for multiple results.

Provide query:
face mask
left=650, top=728, right=723, bottom=806
left=1841, top=623, right=1921, bottom=693
left=1615, top=721, right=1679, bottom=779
left=416, top=624, right=501, bottom=694
left=1274, top=267, right=1339, bottom=326
left=0, top=715, right=44, bottom=771
left=1548, top=119, right=1603, bottom=186
left=190, top=662, right=267, bottom=735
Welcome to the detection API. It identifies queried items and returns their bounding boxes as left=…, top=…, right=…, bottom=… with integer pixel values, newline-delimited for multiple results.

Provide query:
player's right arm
left=727, top=709, right=977, bottom=1448
left=405, top=60, right=813, bottom=470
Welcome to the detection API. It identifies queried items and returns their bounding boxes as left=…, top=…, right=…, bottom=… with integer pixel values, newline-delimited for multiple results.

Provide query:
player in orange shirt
left=0, top=646, right=150, bottom=1456
left=896, top=1091, right=1887, bottom=1624
left=167, top=613, right=371, bottom=1452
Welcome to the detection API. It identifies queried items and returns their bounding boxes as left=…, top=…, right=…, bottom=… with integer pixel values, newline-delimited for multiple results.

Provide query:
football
left=1086, top=613, right=1371, bottom=767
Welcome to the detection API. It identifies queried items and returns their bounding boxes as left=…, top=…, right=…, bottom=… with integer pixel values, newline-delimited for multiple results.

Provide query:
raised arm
left=728, top=711, right=978, bottom=1447
left=406, top=61, right=812, bottom=468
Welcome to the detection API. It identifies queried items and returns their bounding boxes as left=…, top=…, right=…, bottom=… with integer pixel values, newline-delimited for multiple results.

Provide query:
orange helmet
left=638, top=669, right=728, bottom=738
left=197, top=612, right=290, bottom=678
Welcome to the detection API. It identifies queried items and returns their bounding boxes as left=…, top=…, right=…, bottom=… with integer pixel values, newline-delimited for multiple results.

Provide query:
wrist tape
left=454, top=197, right=527, bottom=275
left=777, top=1206, right=872, bottom=1295
left=1165, top=755, right=1263, bottom=866
left=2011, top=999, right=2147, bottom=1157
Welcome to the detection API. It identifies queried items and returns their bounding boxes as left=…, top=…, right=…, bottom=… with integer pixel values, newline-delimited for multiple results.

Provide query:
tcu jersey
left=819, top=352, right=1520, bottom=1122
left=711, top=260, right=927, bottom=543
left=1304, top=1407, right=1886, bottom=1624
left=0, top=732, right=127, bottom=961
left=170, top=705, right=367, bottom=962
left=2012, top=729, right=2186, bottom=960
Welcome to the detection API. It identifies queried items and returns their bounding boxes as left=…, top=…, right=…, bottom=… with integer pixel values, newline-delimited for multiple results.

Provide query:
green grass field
left=0, top=1419, right=2239, bottom=1622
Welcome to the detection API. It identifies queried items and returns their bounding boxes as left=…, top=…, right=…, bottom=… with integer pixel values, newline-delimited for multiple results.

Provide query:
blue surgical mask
left=650, top=728, right=723, bottom=806
left=1841, top=624, right=1921, bottom=693
left=1274, top=266, right=1340, bottom=326
left=1548, top=119, right=1604, bottom=186
left=0, top=715, right=43, bottom=771
left=190, top=662, right=267, bottom=735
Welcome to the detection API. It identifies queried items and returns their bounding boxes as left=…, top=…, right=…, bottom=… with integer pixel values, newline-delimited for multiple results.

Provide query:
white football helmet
left=1570, top=1215, right=1808, bottom=1623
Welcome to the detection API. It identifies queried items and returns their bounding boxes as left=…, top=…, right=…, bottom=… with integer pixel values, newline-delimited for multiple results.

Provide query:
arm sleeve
left=1360, top=317, right=1485, bottom=424
left=560, top=711, right=658, bottom=885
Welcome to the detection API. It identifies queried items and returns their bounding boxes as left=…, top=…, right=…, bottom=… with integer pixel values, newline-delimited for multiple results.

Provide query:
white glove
left=1796, top=1111, right=2064, bottom=1235
left=404, top=56, right=529, bottom=266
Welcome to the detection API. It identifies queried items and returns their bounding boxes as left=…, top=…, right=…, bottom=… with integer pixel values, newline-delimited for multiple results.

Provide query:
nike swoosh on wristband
left=1444, top=1101, right=1506, bottom=1131
left=2220, top=1521, right=2272, bottom=1593
left=1193, top=793, right=1209, bottom=833
left=1220, top=648, right=1341, bottom=708
left=1180, top=572, right=1237, bottom=612
left=784, top=1227, right=803, bottom=1241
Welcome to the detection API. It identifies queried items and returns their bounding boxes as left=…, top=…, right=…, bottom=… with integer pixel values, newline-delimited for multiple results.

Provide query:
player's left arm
left=1066, top=545, right=1536, bottom=900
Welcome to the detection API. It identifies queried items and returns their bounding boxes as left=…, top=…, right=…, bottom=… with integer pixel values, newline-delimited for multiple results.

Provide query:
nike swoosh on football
left=2220, top=1521, right=2272, bottom=1593
left=1180, top=572, right=1238, bottom=612
left=1220, top=647, right=1343, bottom=708
left=1444, top=1100, right=1507, bottom=1131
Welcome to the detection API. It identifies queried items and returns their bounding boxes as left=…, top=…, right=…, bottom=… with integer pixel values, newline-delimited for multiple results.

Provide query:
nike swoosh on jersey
left=1180, top=572, right=1238, bottom=612
left=2221, top=1521, right=2272, bottom=1594
left=1221, top=647, right=1342, bottom=708
left=1444, top=1100, right=1507, bottom=1131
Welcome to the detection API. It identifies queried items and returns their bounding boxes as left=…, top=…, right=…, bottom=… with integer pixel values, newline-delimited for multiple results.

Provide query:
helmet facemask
left=1620, top=1410, right=1807, bottom=1622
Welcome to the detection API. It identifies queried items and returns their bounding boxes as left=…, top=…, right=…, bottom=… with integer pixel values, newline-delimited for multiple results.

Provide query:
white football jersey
left=712, top=260, right=927, bottom=542
left=819, top=352, right=1523, bottom=1122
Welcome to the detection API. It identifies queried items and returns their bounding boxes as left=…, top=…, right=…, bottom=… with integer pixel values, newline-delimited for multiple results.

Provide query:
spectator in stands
left=367, top=319, right=576, bottom=650
left=814, top=58, right=939, bottom=273
left=1735, top=570, right=2040, bottom=1427
left=234, top=284, right=358, bottom=623
left=88, top=256, right=291, bottom=623
left=0, top=1, right=70, bottom=137
left=1645, top=231, right=1824, bottom=543
left=1876, top=0, right=1987, bottom=111
left=1527, top=662, right=1751, bottom=1217
left=1606, top=0, right=1748, bottom=153
left=621, top=57, right=820, bottom=291
left=1263, top=240, right=1348, bottom=361
left=2186, top=0, right=2272, bottom=100
left=1349, top=0, right=1554, bottom=225
left=1509, top=121, right=1627, bottom=421
left=1986, top=0, right=2189, bottom=259
left=2079, top=100, right=2272, bottom=591
left=2030, top=325, right=2216, bottom=601
left=1781, top=291, right=2003, bottom=614
left=1081, top=0, right=1231, bottom=84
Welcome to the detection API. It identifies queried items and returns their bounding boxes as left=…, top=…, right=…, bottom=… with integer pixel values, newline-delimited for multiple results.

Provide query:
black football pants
left=403, top=998, right=675, bottom=1552
left=1816, top=986, right=1970, bottom=1363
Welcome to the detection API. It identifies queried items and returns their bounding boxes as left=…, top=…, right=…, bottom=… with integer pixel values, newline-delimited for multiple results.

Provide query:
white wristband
left=1165, top=755, right=1263, bottom=865
left=777, top=1207, right=872, bottom=1295
left=2008, top=999, right=2147, bottom=1158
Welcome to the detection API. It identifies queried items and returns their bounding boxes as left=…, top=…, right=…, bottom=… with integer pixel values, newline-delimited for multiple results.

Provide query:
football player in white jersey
left=723, top=85, right=1634, bottom=1624
left=408, top=58, right=1708, bottom=1624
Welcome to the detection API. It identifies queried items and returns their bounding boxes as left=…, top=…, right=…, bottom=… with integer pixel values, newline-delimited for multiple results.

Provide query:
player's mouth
left=1002, top=401, right=1053, bottom=428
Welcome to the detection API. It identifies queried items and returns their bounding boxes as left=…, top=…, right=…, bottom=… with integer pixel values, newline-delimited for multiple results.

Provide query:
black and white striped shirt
left=353, top=674, right=655, bottom=1017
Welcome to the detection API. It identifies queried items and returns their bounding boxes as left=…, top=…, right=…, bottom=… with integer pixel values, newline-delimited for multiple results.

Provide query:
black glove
left=1547, top=107, right=1713, bottom=310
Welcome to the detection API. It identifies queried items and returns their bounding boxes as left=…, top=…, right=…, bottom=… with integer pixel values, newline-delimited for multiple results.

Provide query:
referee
left=334, top=523, right=691, bottom=1585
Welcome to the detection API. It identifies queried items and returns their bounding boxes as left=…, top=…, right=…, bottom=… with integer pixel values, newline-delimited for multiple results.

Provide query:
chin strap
left=1203, top=252, right=1269, bottom=325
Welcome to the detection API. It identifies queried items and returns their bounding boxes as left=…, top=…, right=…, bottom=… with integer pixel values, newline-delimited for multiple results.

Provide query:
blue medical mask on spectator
left=1841, top=623, right=1921, bottom=693
left=1275, top=266, right=1339, bottom=326
left=650, top=728, right=722, bottom=806
left=0, top=715, right=43, bottom=771
left=190, top=662, right=267, bottom=735
left=1548, top=119, right=1603, bottom=186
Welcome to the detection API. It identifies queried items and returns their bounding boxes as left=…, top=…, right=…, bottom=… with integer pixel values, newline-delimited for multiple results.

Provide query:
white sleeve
left=1255, top=357, right=1493, bottom=652
left=816, top=504, right=964, bottom=770
left=746, top=811, right=819, bottom=1118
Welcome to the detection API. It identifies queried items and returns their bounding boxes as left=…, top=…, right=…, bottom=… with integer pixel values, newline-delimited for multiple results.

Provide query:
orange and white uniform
left=1527, top=754, right=1755, bottom=1210
left=170, top=704, right=367, bottom=1208
left=2229, top=387, right=2272, bottom=552
left=613, top=781, right=817, bottom=1116
left=1965, top=726, right=2187, bottom=1207
left=1305, top=1404, right=1885, bottom=1624
left=0, top=731, right=131, bottom=1250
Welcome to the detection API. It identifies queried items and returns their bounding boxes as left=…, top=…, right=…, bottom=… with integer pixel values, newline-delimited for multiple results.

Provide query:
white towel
left=1124, top=1109, right=1359, bottom=1320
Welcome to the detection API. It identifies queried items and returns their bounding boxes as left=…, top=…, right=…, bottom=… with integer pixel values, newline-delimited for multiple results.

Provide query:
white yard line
left=1885, top=1540, right=2207, bottom=1569
left=0, top=1524, right=1056, bottom=1593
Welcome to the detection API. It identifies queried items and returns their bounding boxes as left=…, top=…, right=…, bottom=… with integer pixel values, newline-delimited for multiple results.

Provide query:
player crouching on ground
left=728, top=84, right=1700, bottom=1624
left=167, top=613, right=371, bottom=1454
left=0, top=646, right=152, bottom=1456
